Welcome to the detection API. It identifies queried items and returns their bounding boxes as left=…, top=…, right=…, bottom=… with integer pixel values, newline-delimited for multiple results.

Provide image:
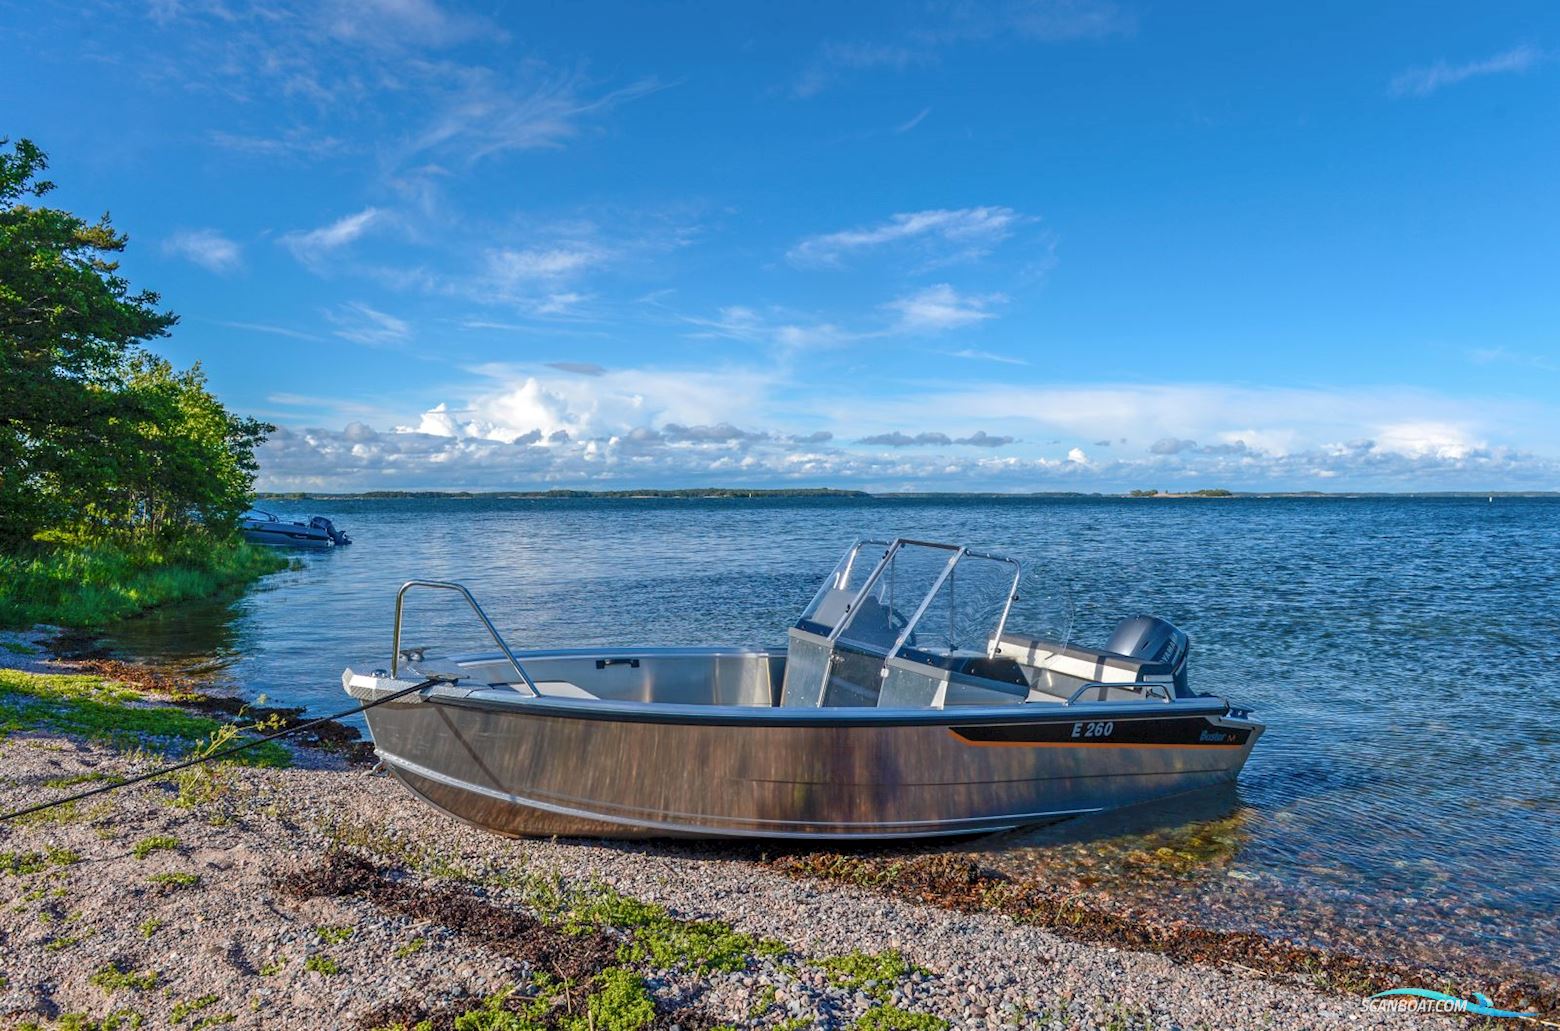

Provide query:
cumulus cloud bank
left=255, top=367, right=1559, bottom=492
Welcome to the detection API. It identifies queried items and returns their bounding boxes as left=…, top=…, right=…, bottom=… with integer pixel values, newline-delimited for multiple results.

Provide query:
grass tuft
left=817, top=948, right=925, bottom=1000
left=89, top=963, right=159, bottom=993
left=131, top=835, right=178, bottom=860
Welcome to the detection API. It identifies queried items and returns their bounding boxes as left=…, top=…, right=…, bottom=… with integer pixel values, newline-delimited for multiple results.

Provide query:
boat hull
left=360, top=688, right=1263, bottom=840
left=241, top=526, right=334, bottom=549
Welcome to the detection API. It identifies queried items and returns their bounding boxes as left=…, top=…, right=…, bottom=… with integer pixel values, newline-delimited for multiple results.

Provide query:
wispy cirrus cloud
left=163, top=228, right=243, bottom=273
left=1389, top=44, right=1544, bottom=98
left=280, top=208, right=384, bottom=267
left=788, top=207, right=1027, bottom=267
left=791, top=0, right=1133, bottom=97
left=885, top=284, right=1005, bottom=332
left=327, top=302, right=412, bottom=347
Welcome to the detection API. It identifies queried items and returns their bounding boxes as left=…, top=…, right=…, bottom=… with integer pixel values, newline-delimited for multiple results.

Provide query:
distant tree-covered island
left=257, top=487, right=873, bottom=501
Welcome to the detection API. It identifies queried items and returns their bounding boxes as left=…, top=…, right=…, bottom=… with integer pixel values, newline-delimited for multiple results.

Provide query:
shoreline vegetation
left=0, top=537, right=287, bottom=630
left=1, top=138, right=279, bottom=632
left=2, top=649, right=1537, bottom=1029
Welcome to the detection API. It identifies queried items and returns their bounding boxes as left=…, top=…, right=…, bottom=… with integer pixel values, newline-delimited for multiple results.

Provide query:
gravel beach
left=0, top=643, right=1451, bottom=1030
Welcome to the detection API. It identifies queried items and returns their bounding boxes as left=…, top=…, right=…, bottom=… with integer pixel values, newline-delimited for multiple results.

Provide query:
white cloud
left=885, top=284, right=1005, bottom=332
left=163, top=229, right=242, bottom=273
left=947, top=348, right=1028, bottom=365
left=788, top=207, right=1025, bottom=267
left=319, top=0, right=498, bottom=50
left=280, top=208, right=383, bottom=266
left=487, top=246, right=605, bottom=283
left=405, top=71, right=664, bottom=166
left=327, top=302, right=411, bottom=347
left=1389, top=45, right=1543, bottom=98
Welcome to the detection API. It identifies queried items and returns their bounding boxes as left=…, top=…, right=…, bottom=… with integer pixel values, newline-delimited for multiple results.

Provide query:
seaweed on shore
left=770, top=852, right=1560, bottom=1022
left=60, top=657, right=375, bottom=763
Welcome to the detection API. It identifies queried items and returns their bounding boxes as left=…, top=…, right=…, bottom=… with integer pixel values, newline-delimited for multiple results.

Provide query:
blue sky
left=6, top=0, right=1558, bottom=491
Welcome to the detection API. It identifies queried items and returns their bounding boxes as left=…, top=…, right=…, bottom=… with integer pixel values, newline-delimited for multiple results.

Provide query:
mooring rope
left=0, top=676, right=441, bottom=824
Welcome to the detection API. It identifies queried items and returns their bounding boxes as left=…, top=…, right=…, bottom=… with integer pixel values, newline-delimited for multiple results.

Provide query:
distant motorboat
left=240, top=510, right=351, bottom=549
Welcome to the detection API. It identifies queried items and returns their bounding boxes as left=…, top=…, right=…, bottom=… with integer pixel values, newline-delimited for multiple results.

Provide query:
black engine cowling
left=1105, top=615, right=1189, bottom=695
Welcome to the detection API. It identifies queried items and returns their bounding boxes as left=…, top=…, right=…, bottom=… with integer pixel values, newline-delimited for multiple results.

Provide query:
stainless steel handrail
left=391, top=580, right=539, bottom=697
left=1064, top=680, right=1175, bottom=705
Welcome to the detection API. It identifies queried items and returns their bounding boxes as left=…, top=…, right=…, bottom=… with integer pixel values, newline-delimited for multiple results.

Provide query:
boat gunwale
left=382, top=680, right=1241, bottom=729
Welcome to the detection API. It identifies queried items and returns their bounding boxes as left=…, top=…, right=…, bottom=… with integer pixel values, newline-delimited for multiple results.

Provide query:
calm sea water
left=94, top=496, right=1560, bottom=979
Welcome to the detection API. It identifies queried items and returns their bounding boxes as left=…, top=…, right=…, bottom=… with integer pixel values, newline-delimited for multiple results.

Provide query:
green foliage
left=169, top=995, right=218, bottom=1023
left=850, top=1005, right=950, bottom=1030
left=0, top=137, right=273, bottom=560
left=393, top=937, right=428, bottom=958
left=304, top=954, right=340, bottom=976
left=138, top=917, right=163, bottom=938
left=131, top=835, right=177, bottom=860
left=562, top=881, right=783, bottom=974
left=0, top=667, right=290, bottom=766
left=15, top=1012, right=144, bottom=1031
left=558, top=968, right=655, bottom=1031
left=817, top=949, right=924, bottom=1000
left=148, top=872, right=199, bottom=888
left=0, top=536, right=285, bottom=629
left=316, top=923, right=355, bottom=944
left=88, top=963, right=159, bottom=993
left=1, top=846, right=78, bottom=874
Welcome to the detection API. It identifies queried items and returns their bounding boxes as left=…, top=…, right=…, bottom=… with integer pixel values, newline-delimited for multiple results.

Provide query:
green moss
left=393, top=937, right=428, bottom=958
left=304, top=954, right=340, bottom=976
left=559, top=968, right=655, bottom=1031
left=0, top=668, right=289, bottom=767
left=1, top=846, right=78, bottom=874
left=131, top=835, right=178, bottom=860
left=138, top=917, right=163, bottom=938
left=148, top=871, right=200, bottom=889
left=565, top=881, right=784, bottom=974
left=44, top=931, right=88, bottom=951
left=316, top=923, right=355, bottom=944
left=169, top=995, right=219, bottom=1023
left=257, top=957, right=286, bottom=976
left=17, top=1012, right=144, bottom=1031
left=0, top=537, right=286, bottom=630
left=450, top=987, right=544, bottom=1031
left=850, top=1005, right=950, bottom=1030
left=189, top=1015, right=234, bottom=1030
left=88, top=963, right=159, bottom=992
left=817, top=949, right=924, bottom=1000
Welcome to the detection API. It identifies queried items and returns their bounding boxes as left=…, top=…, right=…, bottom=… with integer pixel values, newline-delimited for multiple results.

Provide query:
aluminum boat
left=342, top=539, right=1263, bottom=840
left=241, top=510, right=351, bottom=549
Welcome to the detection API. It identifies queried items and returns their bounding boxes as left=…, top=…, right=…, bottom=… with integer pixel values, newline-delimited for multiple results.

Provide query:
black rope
left=1, top=676, right=441, bottom=824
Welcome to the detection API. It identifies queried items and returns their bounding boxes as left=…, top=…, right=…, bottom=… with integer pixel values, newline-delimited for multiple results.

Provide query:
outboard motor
left=309, top=516, right=352, bottom=546
left=1105, top=615, right=1189, bottom=696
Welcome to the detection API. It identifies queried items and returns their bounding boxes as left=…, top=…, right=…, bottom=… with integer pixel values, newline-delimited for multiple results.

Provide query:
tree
left=105, top=355, right=274, bottom=536
left=0, top=138, right=269, bottom=546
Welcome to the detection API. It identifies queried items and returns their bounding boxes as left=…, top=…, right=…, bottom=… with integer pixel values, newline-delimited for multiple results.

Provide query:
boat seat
left=531, top=680, right=599, bottom=700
